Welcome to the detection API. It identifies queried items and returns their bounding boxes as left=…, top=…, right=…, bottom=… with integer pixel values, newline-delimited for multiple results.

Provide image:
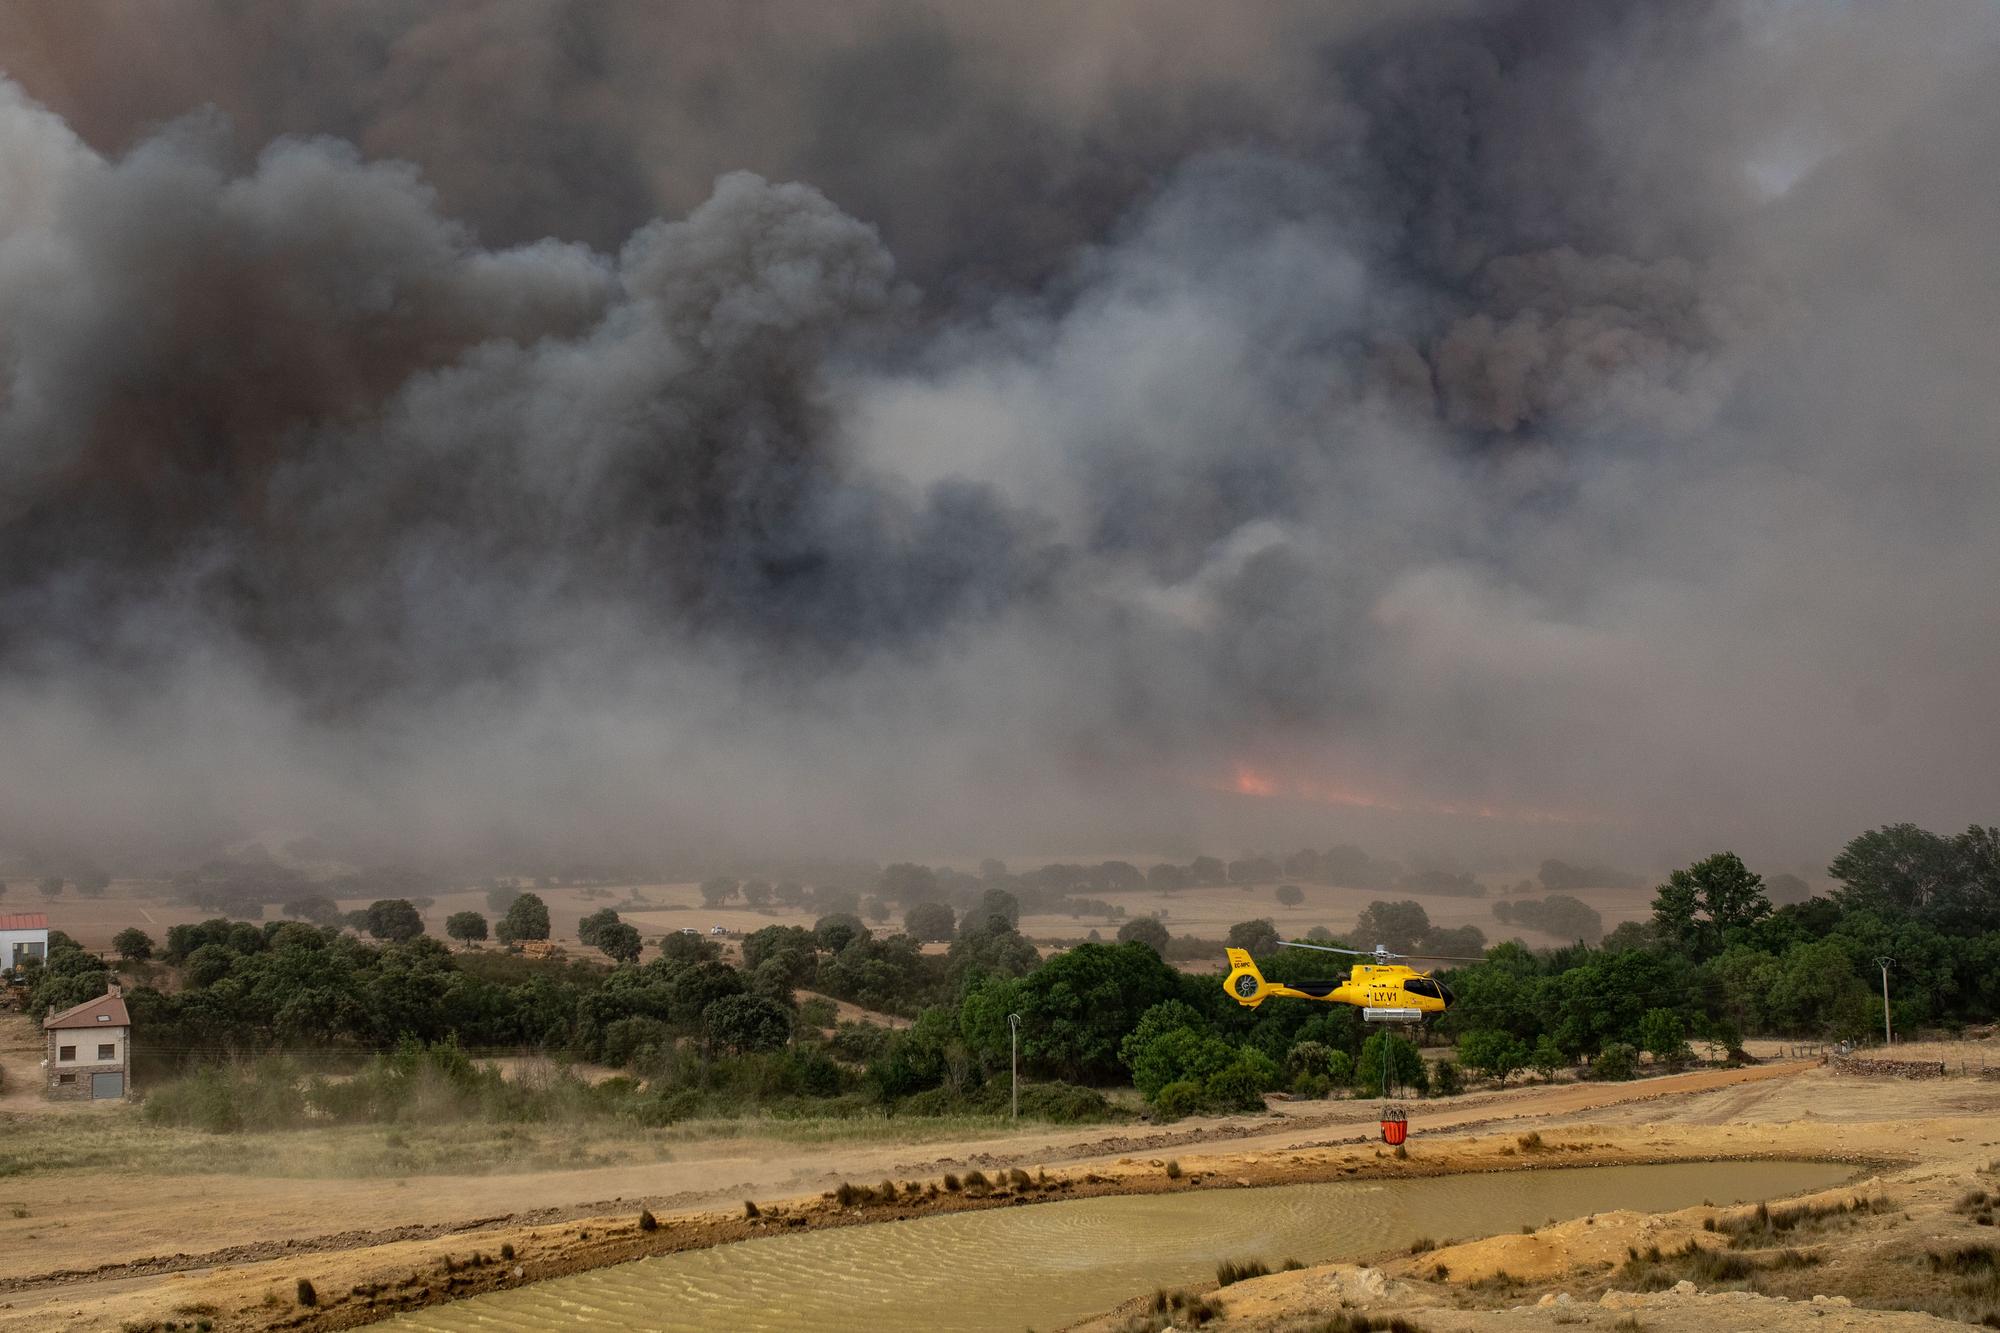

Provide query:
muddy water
left=393, top=1160, right=1852, bottom=1333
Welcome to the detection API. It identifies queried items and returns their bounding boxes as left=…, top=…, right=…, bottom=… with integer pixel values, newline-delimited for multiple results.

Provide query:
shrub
left=942, top=1173, right=961, bottom=1192
left=1291, top=1071, right=1332, bottom=1099
left=743, top=1200, right=760, bottom=1218
left=638, top=1209, right=658, bottom=1232
left=295, top=1278, right=317, bottom=1307
left=1153, top=1080, right=1207, bottom=1121
left=1165, top=1159, right=1182, bottom=1179
left=1591, top=1042, right=1640, bottom=1082
left=1205, top=1057, right=1273, bottom=1112
left=1215, top=1257, right=1270, bottom=1286
left=1430, top=1061, right=1464, bottom=1096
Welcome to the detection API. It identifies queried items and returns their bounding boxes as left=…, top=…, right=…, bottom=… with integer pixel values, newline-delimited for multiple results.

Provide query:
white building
left=0, top=912, right=49, bottom=970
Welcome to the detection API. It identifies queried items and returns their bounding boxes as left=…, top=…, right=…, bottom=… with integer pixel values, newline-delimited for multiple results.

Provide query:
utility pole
left=1008, top=1012, right=1021, bottom=1121
left=1875, top=957, right=1894, bottom=1046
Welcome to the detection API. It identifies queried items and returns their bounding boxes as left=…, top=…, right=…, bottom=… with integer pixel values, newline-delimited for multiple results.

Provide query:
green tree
left=813, top=913, right=869, bottom=953
left=1591, top=1041, right=1639, bottom=1081
left=1456, top=1029, right=1528, bottom=1086
left=741, top=880, right=773, bottom=909
left=699, top=877, right=739, bottom=908
left=74, top=869, right=110, bottom=898
left=1006, top=942, right=1180, bottom=1083
left=1766, top=939, right=1873, bottom=1037
left=1530, top=1035, right=1566, bottom=1080
left=1650, top=853, right=1770, bottom=959
left=903, top=901, right=956, bottom=942
left=497, top=892, right=551, bottom=944
left=1274, top=884, right=1305, bottom=906
left=1120, top=1001, right=1219, bottom=1098
left=1352, top=900, right=1430, bottom=953
left=445, top=911, right=488, bottom=945
left=879, top=863, right=940, bottom=901
left=112, top=927, right=154, bottom=962
left=597, top=921, right=643, bottom=965
left=1226, top=919, right=1281, bottom=955
left=365, top=899, right=425, bottom=942
left=1638, top=1008, right=1693, bottom=1069
left=578, top=907, right=621, bottom=948
left=702, top=993, right=793, bottom=1054
left=1285, top=1040, right=1341, bottom=1080
left=1205, top=1049, right=1279, bottom=1110
left=1115, top=916, right=1170, bottom=955
left=971, top=887, right=1021, bottom=932
left=1355, top=1031, right=1424, bottom=1097
left=38, top=876, right=62, bottom=900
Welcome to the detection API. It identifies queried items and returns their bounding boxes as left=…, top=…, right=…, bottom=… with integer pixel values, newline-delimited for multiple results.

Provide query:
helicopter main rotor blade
left=1277, top=940, right=1371, bottom=955
left=1400, top=953, right=1488, bottom=963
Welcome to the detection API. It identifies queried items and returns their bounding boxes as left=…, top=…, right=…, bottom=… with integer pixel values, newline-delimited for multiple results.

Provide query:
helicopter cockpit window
left=1401, top=978, right=1442, bottom=999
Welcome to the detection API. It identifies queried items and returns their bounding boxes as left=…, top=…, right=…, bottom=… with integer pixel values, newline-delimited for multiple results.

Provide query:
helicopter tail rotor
left=1222, top=948, right=1268, bottom=1007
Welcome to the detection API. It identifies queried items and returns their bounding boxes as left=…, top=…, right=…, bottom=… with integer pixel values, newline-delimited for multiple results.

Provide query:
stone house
left=44, top=983, right=131, bottom=1101
left=0, top=912, right=49, bottom=970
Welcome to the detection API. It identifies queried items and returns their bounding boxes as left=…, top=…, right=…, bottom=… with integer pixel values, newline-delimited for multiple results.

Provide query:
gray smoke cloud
left=1, top=1, right=1997, bottom=874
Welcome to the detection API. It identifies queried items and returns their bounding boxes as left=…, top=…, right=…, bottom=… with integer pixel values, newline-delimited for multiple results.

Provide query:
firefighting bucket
left=1381, top=1108, right=1408, bottom=1145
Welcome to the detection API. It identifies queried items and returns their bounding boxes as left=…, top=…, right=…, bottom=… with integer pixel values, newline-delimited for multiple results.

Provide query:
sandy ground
left=11, top=1056, right=1982, bottom=1332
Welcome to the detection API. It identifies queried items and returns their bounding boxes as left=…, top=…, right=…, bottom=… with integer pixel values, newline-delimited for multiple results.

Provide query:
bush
left=1160, top=1072, right=1200, bottom=1112
left=1216, top=1258, right=1270, bottom=1286
left=1592, top=1042, right=1640, bottom=1081
left=1291, top=1071, right=1332, bottom=1098
left=798, top=997, right=838, bottom=1029
left=1286, top=1040, right=1337, bottom=1080
left=1430, top=1061, right=1464, bottom=1096
left=1205, top=1060, right=1270, bottom=1112
left=296, top=1278, right=316, bottom=1307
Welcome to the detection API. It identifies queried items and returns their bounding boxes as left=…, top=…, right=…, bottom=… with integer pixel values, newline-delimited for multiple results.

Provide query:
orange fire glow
left=1220, top=762, right=1610, bottom=826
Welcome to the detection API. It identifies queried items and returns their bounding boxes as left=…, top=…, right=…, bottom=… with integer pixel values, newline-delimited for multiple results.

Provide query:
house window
left=97, top=1043, right=116, bottom=1061
left=57, top=1073, right=75, bottom=1085
left=58, top=1045, right=75, bottom=1061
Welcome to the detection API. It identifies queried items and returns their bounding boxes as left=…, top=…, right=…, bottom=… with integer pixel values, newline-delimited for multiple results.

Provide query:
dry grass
left=1618, top=1238, right=1822, bottom=1290
left=1119, top=1287, right=1221, bottom=1331
left=1706, top=1193, right=1897, bottom=1248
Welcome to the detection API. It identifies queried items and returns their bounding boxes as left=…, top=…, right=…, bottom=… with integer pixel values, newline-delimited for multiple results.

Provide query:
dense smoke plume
left=1, top=2, right=1997, bottom=871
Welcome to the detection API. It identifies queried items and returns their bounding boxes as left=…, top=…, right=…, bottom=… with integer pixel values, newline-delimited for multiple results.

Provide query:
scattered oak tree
left=445, top=911, right=489, bottom=946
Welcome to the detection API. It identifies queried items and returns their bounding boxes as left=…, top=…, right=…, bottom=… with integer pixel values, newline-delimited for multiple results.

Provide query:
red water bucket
left=1381, top=1111, right=1408, bottom=1145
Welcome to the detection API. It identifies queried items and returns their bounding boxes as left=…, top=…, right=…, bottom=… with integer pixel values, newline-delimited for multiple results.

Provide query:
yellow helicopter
left=1223, top=941, right=1478, bottom=1021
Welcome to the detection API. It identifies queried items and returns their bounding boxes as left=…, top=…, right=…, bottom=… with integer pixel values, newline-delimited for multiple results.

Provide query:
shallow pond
left=392, top=1159, right=1855, bottom=1332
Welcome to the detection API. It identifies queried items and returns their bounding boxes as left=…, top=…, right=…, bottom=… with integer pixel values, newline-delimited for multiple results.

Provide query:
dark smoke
left=1, top=1, right=1997, bottom=870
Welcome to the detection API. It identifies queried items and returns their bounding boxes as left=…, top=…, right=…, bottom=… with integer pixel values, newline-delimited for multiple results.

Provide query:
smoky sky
left=1, top=1, right=1997, bottom=873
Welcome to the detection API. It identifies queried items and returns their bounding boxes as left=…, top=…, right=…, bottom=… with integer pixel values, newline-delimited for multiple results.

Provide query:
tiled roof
left=45, top=991, right=130, bottom=1030
left=0, top=913, right=49, bottom=931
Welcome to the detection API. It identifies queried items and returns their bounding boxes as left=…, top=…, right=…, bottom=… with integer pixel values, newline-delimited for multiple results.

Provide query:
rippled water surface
left=393, top=1159, right=1853, bottom=1333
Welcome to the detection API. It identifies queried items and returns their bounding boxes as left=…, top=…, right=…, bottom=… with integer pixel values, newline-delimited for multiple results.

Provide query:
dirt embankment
left=1067, top=1068, right=2000, bottom=1333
